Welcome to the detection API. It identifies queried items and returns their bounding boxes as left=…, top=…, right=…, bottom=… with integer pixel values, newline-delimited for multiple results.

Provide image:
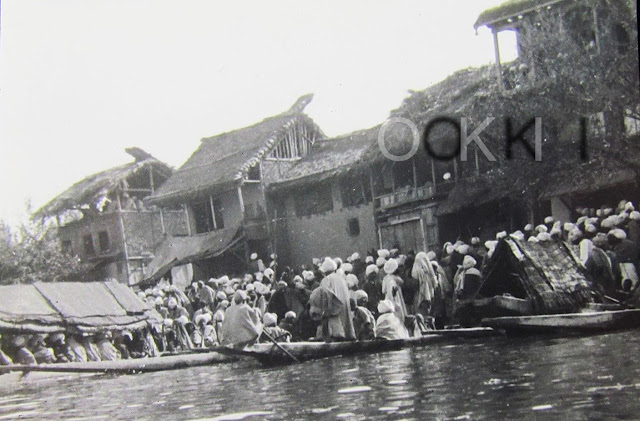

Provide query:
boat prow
left=482, top=309, right=640, bottom=336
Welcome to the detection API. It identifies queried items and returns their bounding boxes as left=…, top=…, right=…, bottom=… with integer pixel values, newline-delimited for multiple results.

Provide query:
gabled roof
left=474, top=0, right=568, bottom=29
left=147, top=95, right=323, bottom=205
left=270, top=127, right=379, bottom=189
left=35, top=148, right=172, bottom=219
left=479, top=238, right=596, bottom=313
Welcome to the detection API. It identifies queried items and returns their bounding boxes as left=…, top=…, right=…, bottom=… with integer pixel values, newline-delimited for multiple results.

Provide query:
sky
left=0, top=0, right=516, bottom=226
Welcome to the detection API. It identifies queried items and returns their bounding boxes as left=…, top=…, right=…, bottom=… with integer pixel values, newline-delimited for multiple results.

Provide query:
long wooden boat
left=471, top=296, right=534, bottom=318
left=482, top=309, right=640, bottom=336
left=0, top=348, right=236, bottom=375
left=218, top=327, right=499, bottom=366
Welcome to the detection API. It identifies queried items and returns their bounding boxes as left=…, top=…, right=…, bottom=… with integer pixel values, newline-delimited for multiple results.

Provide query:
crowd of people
left=2, top=199, right=639, bottom=365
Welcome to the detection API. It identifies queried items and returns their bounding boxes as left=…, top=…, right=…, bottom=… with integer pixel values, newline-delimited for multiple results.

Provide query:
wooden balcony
left=375, top=182, right=455, bottom=210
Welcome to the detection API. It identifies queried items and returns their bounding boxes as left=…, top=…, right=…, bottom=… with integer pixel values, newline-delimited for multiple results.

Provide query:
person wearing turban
left=411, top=252, right=442, bottom=321
left=259, top=313, right=291, bottom=343
left=219, top=290, right=263, bottom=347
left=362, top=264, right=383, bottom=316
left=381, top=258, right=407, bottom=323
left=452, top=255, right=482, bottom=326
left=375, top=300, right=409, bottom=340
left=308, top=258, right=356, bottom=341
left=353, top=290, right=376, bottom=340
left=608, top=229, right=640, bottom=293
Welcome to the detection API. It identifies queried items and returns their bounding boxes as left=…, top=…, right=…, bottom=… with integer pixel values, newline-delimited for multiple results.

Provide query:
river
left=1, top=330, right=640, bottom=420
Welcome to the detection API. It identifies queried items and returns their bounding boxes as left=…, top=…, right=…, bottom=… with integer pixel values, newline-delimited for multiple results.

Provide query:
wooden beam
left=492, top=29, right=504, bottom=91
left=237, top=185, right=245, bottom=217
left=209, top=195, right=218, bottom=230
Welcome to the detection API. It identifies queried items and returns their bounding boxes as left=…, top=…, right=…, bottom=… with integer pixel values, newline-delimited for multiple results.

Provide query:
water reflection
left=0, top=332, right=639, bottom=419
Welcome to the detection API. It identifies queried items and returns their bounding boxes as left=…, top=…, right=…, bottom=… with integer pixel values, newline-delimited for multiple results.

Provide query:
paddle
left=261, top=330, right=300, bottom=363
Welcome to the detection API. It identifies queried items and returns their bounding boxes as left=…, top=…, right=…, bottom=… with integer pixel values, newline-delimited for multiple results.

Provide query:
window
left=347, top=218, right=360, bottom=237
left=192, top=201, right=214, bottom=234
left=294, top=183, right=334, bottom=217
left=340, top=173, right=372, bottom=208
left=212, top=199, right=224, bottom=229
left=83, top=234, right=95, bottom=256
left=192, top=198, right=224, bottom=234
left=247, top=163, right=261, bottom=182
left=98, top=231, right=110, bottom=252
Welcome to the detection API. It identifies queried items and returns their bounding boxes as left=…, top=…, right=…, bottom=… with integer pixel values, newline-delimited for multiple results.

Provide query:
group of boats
left=2, top=307, right=640, bottom=379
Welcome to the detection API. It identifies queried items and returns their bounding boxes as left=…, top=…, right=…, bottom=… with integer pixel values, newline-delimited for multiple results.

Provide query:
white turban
left=342, top=263, right=353, bottom=273
left=610, top=229, right=627, bottom=240
left=376, top=257, right=386, bottom=267
left=377, top=299, right=395, bottom=314
left=263, top=268, right=275, bottom=279
left=626, top=202, right=635, bottom=211
left=544, top=216, right=554, bottom=224
left=471, top=237, right=480, bottom=245
left=354, top=290, right=368, bottom=301
left=510, top=231, right=525, bottom=241
left=320, top=257, right=338, bottom=274
left=263, top=312, right=278, bottom=326
left=233, top=290, right=248, bottom=304
left=456, top=244, right=470, bottom=255
left=535, top=225, right=548, bottom=233
left=563, top=222, right=575, bottom=231
left=346, top=274, right=359, bottom=289
left=462, top=255, right=477, bottom=269
left=528, top=236, right=539, bottom=243
left=365, top=256, right=374, bottom=264
left=333, top=257, right=343, bottom=267
left=631, top=211, right=640, bottom=221
left=218, top=275, right=230, bottom=285
left=365, top=264, right=379, bottom=276
left=537, top=232, right=552, bottom=241
left=603, top=208, right=613, bottom=216
left=585, top=224, right=597, bottom=233
left=496, top=231, right=507, bottom=239
left=167, top=297, right=178, bottom=308
left=524, top=224, right=533, bottom=232
left=377, top=249, right=390, bottom=259
left=195, top=313, right=212, bottom=325
left=426, top=251, right=437, bottom=261
left=383, top=258, right=399, bottom=274
left=245, top=283, right=255, bottom=292
left=250, top=253, right=258, bottom=260
left=350, top=252, right=361, bottom=261
left=285, top=311, right=297, bottom=319
left=302, top=270, right=315, bottom=281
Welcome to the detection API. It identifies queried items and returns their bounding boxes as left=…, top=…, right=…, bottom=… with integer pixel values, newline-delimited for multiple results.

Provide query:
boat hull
left=0, top=348, right=236, bottom=375
left=482, top=309, right=640, bottom=336
left=221, top=327, right=499, bottom=365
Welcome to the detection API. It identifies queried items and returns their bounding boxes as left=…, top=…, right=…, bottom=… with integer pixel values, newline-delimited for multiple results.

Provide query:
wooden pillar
left=492, top=29, right=504, bottom=91
left=184, top=204, right=192, bottom=236
left=237, top=185, right=245, bottom=218
left=116, top=192, right=130, bottom=284
left=209, top=195, right=218, bottom=230
left=412, top=157, right=418, bottom=190
left=149, top=166, right=155, bottom=194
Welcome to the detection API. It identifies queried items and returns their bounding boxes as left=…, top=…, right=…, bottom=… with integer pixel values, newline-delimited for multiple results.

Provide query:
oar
left=261, top=330, right=300, bottom=363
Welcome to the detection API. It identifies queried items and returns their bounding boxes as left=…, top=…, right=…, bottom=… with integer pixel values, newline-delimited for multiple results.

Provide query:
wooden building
left=35, top=148, right=187, bottom=285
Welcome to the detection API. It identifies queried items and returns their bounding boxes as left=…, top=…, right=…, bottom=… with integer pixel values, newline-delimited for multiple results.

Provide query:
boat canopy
left=0, top=281, right=159, bottom=334
left=478, top=238, right=596, bottom=314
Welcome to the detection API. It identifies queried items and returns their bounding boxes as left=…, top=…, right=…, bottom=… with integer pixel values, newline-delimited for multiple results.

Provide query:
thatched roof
left=479, top=237, right=596, bottom=313
left=147, top=95, right=323, bottom=206
left=35, top=149, right=172, bottom=219
left=474, top=0, right=568, bottom=29
left=269, top=127, right=379, bottom=190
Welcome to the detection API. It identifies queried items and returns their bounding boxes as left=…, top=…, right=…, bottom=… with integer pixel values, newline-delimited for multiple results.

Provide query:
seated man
left=260, top=312, right=291, bottom=343
left=352, top=290, right=376, bottom=340
left=219, top=290, right=263, bottom=347
left=375, top=300, right=409, bottom=340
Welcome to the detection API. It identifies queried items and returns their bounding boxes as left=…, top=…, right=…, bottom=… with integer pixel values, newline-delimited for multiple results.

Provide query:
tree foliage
left=0, top=218, right=89, bottom=285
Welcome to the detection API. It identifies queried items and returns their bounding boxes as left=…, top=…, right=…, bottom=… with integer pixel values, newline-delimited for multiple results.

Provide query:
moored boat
left=481, top=309, right=640, bottom=336
left=0, top=348, right=236, bottom=375
left=219, top=327, right=499, bottom=365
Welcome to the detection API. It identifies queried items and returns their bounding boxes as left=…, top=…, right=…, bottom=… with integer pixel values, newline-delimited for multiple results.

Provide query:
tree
left=0, top=217, right=89, bottom=285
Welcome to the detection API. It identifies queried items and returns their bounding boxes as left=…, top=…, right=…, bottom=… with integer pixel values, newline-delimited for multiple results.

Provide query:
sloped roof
left=147, top=95, right=322, bottom=205
left=0, top=281, right=159, bottom=333
left=144, top=226, right=244, bottom=281
left=474, top=0, right=567, bottom=29
left=35, top=149, right=172, bottom=218
left=479, top=238, right=596, bottom=313
left=270, top=127, right=379, bottom=189
left=540, top=162, right=638, bottom=199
